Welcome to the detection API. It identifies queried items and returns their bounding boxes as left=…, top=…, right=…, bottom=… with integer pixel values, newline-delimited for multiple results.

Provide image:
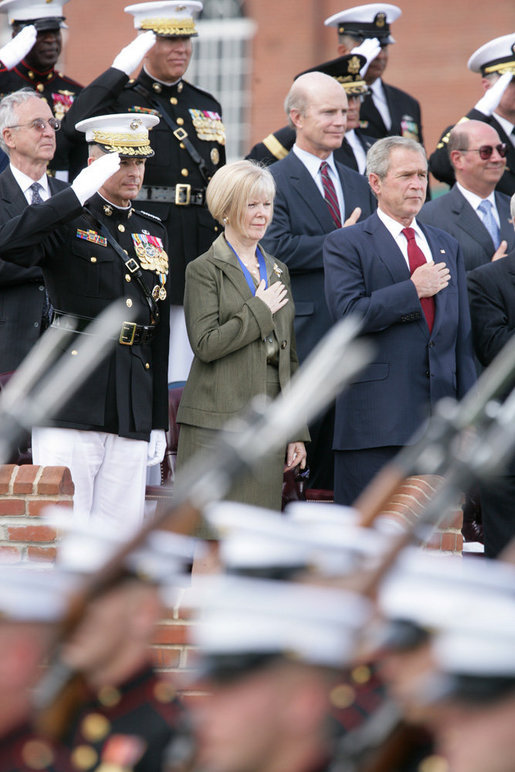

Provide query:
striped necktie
left=319, top=161, right=342, bottom=228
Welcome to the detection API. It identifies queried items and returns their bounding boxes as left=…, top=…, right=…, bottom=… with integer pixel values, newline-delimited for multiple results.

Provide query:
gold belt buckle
left=175, top=183, right=191, bottom=206
left=119, top=321, right=137, bottom=345
left=173, top=127, right=188, bottom=142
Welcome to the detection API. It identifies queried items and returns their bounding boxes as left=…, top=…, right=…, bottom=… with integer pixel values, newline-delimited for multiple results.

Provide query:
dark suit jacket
left=0, top=168, right=68, bottom=374
left=261, top=151, right=376, bottom=363
left=177, top=233, right=308, bottom=442
left=246, top=125, right=375, bottom=173
left=468, top=249, right=515, bottom=368
left=323, top=212, right=477, bottom=450
left=359, top=80, right=424, bottom=147
left=418, top=185, right=515, bottom=271
left=429, top=109, right=515, bottom=196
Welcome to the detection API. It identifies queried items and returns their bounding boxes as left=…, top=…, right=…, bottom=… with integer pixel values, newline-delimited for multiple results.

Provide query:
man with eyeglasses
left=430, top=34, right=515, bottom=197
left=0, top=88, right=67, bottom=375
left=419, top=120, right=515, bottom=272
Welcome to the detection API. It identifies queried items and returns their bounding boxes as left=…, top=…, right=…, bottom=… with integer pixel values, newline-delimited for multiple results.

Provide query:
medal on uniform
left=131, top=233, right=169, bottom=275
left=76, top=228, right=108, bottom=247
left=189, top=109, right=226, bottom=146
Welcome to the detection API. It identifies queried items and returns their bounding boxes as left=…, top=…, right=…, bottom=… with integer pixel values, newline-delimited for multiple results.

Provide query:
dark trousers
left=479, top=456, right=515, bottom=558
left=334, top=446, right=401, bottom=506
left=306, top=403, right=335, bottom=491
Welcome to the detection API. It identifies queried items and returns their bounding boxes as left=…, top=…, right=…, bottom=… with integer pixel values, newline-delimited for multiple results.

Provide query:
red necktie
left=319, top=161, right=342, bottom=228
left=402, top=227, right=434, bottom=333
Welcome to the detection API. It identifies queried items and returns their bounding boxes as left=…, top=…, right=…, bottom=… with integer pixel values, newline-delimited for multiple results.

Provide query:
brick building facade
left=55, top=0, right=515, bottom=176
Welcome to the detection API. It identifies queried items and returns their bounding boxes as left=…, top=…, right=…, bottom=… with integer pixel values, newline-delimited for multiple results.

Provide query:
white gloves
left=474, top=71, right=512, bottom=116
left=147, top=429, right=167, bottom=467
left=0, top=24, right=37, bottom=70
left=71, top=152, right=121, bottom=205
left=351, top=37, right=381, bottom=77
left=112, top=31, right=156, bottom=76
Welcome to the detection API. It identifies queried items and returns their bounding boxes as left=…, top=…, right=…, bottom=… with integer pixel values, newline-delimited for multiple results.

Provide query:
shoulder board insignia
left=134, top=209, right=163, bottom=222
left=76, top=228, right=107, bottom=247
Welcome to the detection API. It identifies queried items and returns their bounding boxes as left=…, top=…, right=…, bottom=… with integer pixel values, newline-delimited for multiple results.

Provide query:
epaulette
left=56, top=72, right=83, bottom=88
left=134, top=208, right=163, bottom=223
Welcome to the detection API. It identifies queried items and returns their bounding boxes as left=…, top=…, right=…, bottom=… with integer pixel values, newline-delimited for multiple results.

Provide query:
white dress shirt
left=377, top=208, right=433, bottom=269
left=10, top=164, right=51, bottom=204
left=456, top=182, right=500, bottom=229
left=345, top=129, right=367, bottom=174
left=293, top=144, right=345, bottom=222
left=369, top=78, right=392, bottom=131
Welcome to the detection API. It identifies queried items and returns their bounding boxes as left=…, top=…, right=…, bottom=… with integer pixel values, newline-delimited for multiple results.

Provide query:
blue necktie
left=478, top=199, right=500, bottom=249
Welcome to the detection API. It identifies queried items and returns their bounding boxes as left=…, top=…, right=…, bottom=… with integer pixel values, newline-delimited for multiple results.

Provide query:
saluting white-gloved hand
left=351, top=37, right=381, bottom=77
left=71, top=152, right=121, bottom=205
left=112, top=31, right=156, bottom=76
left=147, top=430, right=167, bottom=467
left=474, top=71, right=513, bottom=116
left=0, top=24, right=37, bottom=70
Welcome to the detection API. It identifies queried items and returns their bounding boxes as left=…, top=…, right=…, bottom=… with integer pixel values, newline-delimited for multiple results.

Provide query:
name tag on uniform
left=76, top=228, right=108, bottom=247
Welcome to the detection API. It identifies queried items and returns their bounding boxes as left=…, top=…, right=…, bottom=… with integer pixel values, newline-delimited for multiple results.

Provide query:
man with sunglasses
left=419, top=120, right=515, bottom=272
left=0, top=88, right=67, bottom=375
left=430, top=34, right=515, bottom=197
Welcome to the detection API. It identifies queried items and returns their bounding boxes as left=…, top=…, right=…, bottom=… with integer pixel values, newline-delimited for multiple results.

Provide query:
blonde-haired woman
left=176, top=160, right=308, bottom=510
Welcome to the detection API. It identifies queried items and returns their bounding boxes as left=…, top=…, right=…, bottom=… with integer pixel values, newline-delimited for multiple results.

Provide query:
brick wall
left=0, top=465, right=462, bottom=676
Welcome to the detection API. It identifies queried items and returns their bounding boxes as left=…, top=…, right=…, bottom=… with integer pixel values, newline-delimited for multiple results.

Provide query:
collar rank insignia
left=76, top=228, right=108, bottom=247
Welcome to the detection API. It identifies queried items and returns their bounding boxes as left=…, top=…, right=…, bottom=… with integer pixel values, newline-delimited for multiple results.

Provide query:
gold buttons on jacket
left=81, top=713, right=110, bottom=742
left=90, top=256, right=97, bottom=263
left=98, top=685, right=121, bottom=707
left=71, top=745, right=98, bottom=770
left=329, top=683, right=356, bottom=709
left=36, top=83, right=44, bottom=93
left=145, top=362, right=150, bottom=370
left=280, top=340, right=287, bottom=349
left=176, top=117, right=184, bottom=125
left=126, top=298, right=133, bottom=308
left=152, top=82, right=162, bottom=93
left=118, top=224, right=125, bottom=232
left=181, top=168, right=189, bottom=177
left=125, top=274, right=131, bottom=282
left=170, top=96, right=178, bottom=105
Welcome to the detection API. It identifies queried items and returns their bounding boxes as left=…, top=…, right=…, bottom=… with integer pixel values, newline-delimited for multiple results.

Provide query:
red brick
left=7, top=525, right=57, bottom=543
left=12, top=465, right=39, bottom=494
left=456, top=534, right=463, bottom=553
left=0, top=465, right=16, bottom=495
left=37, top=467, right=74, bottom=496
left=0, top=498, right=26, bottom=516
left=440, top=533, right=458, bottom=552
left=153, top=624, right=190, bottom=646
left=28, top=500, right=72, bottom=518
left=151, top=647, right=181, bottom=669
left=27, top=546, right=57, bottom=562
left=0, top=545, right=21, bottom=562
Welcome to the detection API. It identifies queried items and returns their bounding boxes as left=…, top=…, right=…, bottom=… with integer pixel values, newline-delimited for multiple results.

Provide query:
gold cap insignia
left=348, top=56, right=361, bottom=75
left=375, top=12, right=386, bottom=27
